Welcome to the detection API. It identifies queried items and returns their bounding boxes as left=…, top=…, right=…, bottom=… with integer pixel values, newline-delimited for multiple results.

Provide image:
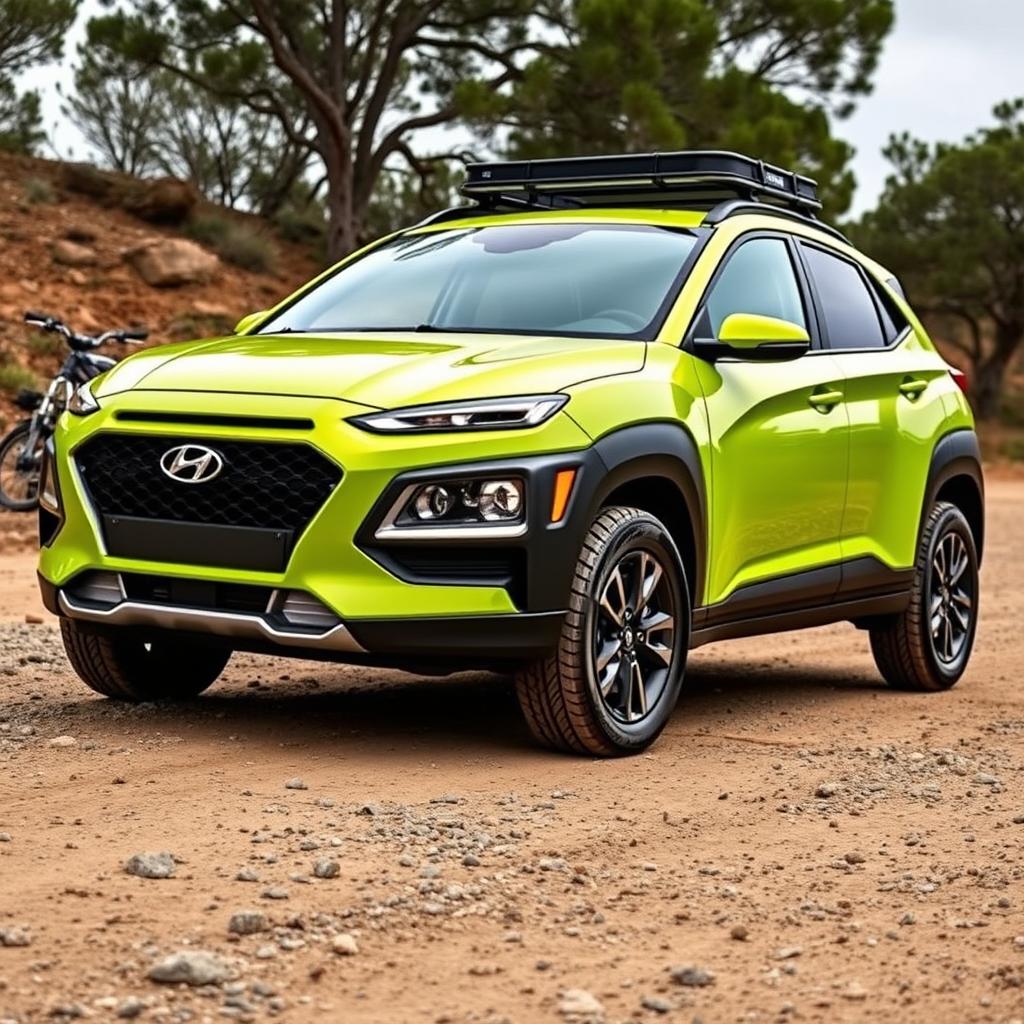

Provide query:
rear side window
left=704, top=237, right=806, bottom=336
left=801, top=244, right=886, bottom=350
left=871, top=278, right=910, bottom=343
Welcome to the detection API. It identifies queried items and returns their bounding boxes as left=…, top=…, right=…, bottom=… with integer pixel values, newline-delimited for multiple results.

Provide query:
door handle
left=809, top=387, right=843, bottom=411
left=899, top=377, right=928, bottom=399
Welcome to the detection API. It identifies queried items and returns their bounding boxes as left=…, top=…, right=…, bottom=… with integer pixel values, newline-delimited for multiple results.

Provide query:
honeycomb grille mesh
left=76, top=433, right=341, bottom=532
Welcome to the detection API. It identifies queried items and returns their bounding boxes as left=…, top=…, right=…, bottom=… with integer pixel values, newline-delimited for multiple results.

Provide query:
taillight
left=948, top=366, right=970, bottom=399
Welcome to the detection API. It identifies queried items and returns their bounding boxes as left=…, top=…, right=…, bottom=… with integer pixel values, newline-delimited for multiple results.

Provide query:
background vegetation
left=2, top=0, right=1023, bottom=428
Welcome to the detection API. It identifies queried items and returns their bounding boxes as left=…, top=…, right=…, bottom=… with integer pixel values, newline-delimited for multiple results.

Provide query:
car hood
left=95, top=331, right=646, bottom=409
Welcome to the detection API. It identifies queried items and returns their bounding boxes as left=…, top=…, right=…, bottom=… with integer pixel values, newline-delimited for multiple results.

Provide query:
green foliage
left=0, top=0, right=79, bottom=76
left=851, top=99, right=1024, bottom=418
left=0, top=359, right=37, bottom=395
left=0, top=83, right=45, bottom=154
left=364, top=163, right=463, bottom=242
left=489, top=0, right=891, bottom=217
left=65, top=53, right=312, bottom=217
left=23, top=175, right=55, bottom=204
left=186, top=214, right=278, bottom=274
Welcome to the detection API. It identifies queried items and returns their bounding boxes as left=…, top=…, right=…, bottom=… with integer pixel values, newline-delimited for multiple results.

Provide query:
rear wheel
left=515, top=506, right=690, bottom=756
left=60, top=619, right=231, bottom=701
left=869, top=501, right=979, bottom=691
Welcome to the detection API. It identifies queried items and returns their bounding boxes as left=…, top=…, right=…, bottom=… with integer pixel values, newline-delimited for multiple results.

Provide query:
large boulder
left=122, top=177, right=199, bottom=225
left=125, top=238, right=219, bottom=288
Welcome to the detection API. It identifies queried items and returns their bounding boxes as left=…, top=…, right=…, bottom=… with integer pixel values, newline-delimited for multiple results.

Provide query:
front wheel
left=0, top=420, right=43, bottom=511
left=869, top=501, right=980, bottom=691
left=60, top=619, right=231, bottom=701
left=515, top=506, right=690, bottom=756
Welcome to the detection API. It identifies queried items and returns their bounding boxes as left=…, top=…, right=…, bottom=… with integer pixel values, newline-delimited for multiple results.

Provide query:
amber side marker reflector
left=551, top=469, right=577, bottom=523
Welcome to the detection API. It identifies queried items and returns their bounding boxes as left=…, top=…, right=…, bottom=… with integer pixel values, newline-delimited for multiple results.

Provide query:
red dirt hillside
left=0, top=150, right=319, bottom=433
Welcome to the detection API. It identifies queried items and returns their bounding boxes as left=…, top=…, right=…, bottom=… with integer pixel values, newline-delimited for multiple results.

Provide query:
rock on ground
left=125, top=238, right=218, bottom=287
left=147, top=950, right=232, bottom=986
left=125, top=852, right=176, bottom=879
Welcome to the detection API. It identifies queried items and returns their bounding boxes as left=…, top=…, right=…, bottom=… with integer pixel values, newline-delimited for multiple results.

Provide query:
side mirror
left=234, top=310, right=268, bottom=335
left=693, top=313, right=810, bottom=362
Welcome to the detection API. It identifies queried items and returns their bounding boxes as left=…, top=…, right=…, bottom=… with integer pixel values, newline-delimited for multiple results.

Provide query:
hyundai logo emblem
left=159, top=444, right=225, bottom=484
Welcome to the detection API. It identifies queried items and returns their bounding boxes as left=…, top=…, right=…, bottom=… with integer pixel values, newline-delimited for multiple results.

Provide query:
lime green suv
left=37, top=152, right=983, bottom=756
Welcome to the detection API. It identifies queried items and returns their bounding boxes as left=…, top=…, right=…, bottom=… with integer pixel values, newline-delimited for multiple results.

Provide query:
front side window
left=801, top=244, right=887, bottom=350
left=259, top=223, right=699, bottom=339
left=703, top=237, right=806, bottom=336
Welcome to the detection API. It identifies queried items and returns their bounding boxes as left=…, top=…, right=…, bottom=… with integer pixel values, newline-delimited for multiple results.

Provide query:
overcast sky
left=22, top=0, right=1024, bottom=217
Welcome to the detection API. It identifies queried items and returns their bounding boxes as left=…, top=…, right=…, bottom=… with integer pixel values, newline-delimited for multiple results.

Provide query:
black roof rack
left=461, top=150, right=821, bottom=214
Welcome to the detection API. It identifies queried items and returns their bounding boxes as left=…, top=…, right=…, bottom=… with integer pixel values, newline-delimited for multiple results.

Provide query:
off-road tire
left=515, top=506, right=690, bottom=756
left=60, top=619, right=231, bottom=701
left=870, top=501, right=979, bottom=692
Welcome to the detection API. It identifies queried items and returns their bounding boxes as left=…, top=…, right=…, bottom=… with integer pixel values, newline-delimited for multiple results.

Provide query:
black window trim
left=682, top=229, right=824, bottom=351
left=796, top=239, right=912, bottom=355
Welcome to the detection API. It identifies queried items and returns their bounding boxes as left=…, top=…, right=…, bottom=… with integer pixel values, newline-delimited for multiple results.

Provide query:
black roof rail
left=461, top=150, right=821, bottom=214
left=703, top=199, right=850, bottom=245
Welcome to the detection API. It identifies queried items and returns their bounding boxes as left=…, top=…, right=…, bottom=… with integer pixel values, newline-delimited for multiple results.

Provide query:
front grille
left=76, top=433, right=341, bottom=532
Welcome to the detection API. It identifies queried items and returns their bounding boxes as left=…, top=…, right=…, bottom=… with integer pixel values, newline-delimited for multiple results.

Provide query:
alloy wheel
left=929, top=531, right=974, bottom=665
left=592, top=548, right=677, bottom=723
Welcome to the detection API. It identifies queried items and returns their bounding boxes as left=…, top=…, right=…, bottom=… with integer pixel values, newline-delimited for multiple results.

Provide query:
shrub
left=27, top=331, right=64, bottom=358
left=186, top=214, right=278, bottom=274
left=23, top=176, right=55, bottom=204
left=0, top=360, right=38, bottom=395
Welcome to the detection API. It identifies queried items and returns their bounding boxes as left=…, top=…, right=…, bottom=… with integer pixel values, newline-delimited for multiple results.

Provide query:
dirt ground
left=1, top=484, right=1023, bottom=1024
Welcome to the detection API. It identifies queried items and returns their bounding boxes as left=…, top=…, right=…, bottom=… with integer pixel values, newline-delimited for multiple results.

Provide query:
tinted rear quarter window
left=801, top=244, right=886, bottom=350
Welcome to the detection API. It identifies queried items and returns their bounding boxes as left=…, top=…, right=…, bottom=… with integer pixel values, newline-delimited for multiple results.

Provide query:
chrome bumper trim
left=57, top=592, right=367, bottom=653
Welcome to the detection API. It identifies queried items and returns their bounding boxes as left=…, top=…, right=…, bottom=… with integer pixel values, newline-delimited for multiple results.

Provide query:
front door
left=691, top=234, right=850, bottom=611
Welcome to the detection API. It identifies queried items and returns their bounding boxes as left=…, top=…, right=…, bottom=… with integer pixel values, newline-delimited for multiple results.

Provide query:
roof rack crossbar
left=461, top=149, right=822, bottom=215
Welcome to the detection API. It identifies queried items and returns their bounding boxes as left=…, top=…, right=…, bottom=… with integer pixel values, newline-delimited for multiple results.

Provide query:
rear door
left=797, top=241, right=951, bottom=586
left=691, top=233, right=850, bottom=610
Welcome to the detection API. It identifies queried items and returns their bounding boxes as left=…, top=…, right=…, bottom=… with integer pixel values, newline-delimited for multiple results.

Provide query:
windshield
left=258, top=223, right=699, bottom=339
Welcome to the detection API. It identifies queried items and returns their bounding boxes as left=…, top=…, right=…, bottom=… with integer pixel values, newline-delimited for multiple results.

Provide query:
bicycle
left=0, top=312, right=147, bottom=511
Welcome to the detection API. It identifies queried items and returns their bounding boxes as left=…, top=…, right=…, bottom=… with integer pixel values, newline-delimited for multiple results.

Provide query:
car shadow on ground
left=41, top=649, right=888, bottom=756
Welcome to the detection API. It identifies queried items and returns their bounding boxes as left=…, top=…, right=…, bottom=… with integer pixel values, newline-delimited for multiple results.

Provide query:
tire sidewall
left=920, top=505, right=979, bottom=685
left=581, top=514, right=690, bottom=751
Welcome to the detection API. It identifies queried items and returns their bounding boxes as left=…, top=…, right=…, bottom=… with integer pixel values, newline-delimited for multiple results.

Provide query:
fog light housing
left=479, top=480, right=522, bottom=521
left=413, top=484, right=454, bottom=520
left=378, top=476, right=527, bottom=537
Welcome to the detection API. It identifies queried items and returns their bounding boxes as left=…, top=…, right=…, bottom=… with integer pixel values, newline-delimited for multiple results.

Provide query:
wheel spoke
left=931, top=611, right=944, bottom=638
left=639, top=555, right=663, bottom=611
left=596, top=637, right=622, bottom=673
left=944, top=615, right=954, bottom=661
left=640, top=637, right=672, bottom=666
left=929, top=593, right=943, bottom=616
left=600, top=567, right=627, bottom=626
left=640, top=609, right=673, bottom=633
left=934, top=541, right=947, bottom=584
left=950, top=603, right=969, bottom=631
left=629, top=657, right=647, bottom=720
left=599, top=653, right=622, bottom=697
left=952, top=588, right=972, bottom=609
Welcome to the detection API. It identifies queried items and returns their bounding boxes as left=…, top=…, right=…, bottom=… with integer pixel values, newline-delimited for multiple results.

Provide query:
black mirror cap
left=690, top=339, right=810, bottom=363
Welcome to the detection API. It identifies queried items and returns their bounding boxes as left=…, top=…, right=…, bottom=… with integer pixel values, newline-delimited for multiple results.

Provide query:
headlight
left=67, top=379, right=100, bottom=416
left=349, top=395, right=567, bottom=434
left=376, top=476, right=526, bottom=538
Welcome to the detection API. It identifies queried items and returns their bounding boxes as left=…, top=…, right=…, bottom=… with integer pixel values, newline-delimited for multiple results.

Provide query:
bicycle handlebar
left=23, top=312, right=148, bottom=347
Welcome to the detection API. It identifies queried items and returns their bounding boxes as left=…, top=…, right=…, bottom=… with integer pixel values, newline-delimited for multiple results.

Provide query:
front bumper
left=39, top=389, right=595, bottom=663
